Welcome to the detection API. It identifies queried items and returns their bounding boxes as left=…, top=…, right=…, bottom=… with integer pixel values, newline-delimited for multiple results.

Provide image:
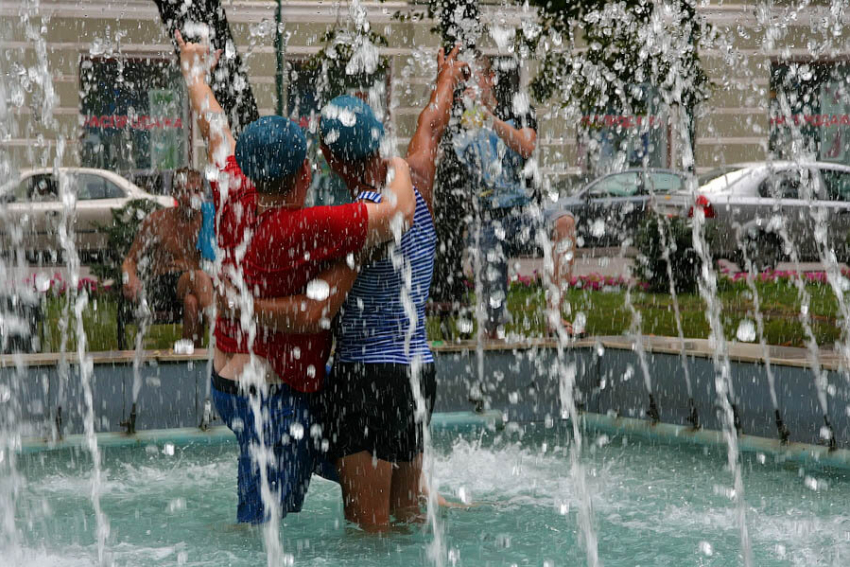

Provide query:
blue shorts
left=211, top=371, right=315, bottom=524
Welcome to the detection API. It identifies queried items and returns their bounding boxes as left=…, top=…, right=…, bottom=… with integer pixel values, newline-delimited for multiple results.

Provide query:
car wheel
left=744, top=230, right=782, bottom=273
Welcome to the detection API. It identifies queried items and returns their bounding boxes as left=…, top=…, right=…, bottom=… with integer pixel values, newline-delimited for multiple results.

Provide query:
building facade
left=1, top=0, right=848, bottom=195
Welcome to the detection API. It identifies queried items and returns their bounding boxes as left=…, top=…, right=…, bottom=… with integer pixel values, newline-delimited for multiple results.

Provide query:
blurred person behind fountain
left=175, top=31, right=416, bottom=525
left=121, top=167, right=214, bottom=347
left=440, top=53, right=577, bottom=338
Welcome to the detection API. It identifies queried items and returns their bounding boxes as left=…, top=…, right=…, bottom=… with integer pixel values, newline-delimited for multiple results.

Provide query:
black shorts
left=149, top=272, right=183, bottom=317
left=317, top=362, right=437, bottom=463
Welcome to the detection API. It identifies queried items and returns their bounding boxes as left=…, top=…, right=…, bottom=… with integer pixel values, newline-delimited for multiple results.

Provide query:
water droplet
left=591, top=219, right=606, bottom=238
left=623, top=365, right=634, bottom=382
left=289, top=422, right=305, bottom=440
left=306, top=279, right=330, bottom=301
left=573, top=312, right=587, bottom=334
left=163, top=443, right=175, bottom=456
left=736, top=319, right=756, bottom=342
left=89, top=37, right=104, bottom=56
left=167, top=497, right=186, bottom=513
left=698, top=541, right=713, bottom=556
left=34, top=273, right=51, bottom=292
left=457, top=318, right=473, bottom=334
left=339, top=109, right=357, bottom=127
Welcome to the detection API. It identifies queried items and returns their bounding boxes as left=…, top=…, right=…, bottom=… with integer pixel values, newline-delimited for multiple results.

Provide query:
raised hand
left=175, top=29, right=221, bottom=85
left=436, top=44, right=469, bottom=88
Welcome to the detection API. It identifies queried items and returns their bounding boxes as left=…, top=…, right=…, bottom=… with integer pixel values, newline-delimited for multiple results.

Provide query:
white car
left=655, top=161, right=850, bottom=270
left=0, top=167, right=174, bottom=259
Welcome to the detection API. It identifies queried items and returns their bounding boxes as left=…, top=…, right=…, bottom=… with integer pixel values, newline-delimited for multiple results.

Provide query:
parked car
left=0, top=168, right=174, bottom=260
left=548, top=169, right=689, bottom=248
left=654, top=161, right=850, bottom=270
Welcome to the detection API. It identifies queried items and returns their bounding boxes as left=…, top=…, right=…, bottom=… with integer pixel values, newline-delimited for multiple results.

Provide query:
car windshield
left=697, top=167, right=738, bottom=186
left=587, top=172, right=641, bottom=197
left=644, top=172, right=683, bottom=194
left=698, top=167, right=753, bottom=193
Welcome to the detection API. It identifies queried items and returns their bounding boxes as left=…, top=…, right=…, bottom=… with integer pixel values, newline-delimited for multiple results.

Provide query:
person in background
left=176, top=31, right=416, bottom=525
left=121, top=167, right=213, bottom=347
left=452, top=53, right=577, bottom=338
left=248, top=46, right=469, bottom=531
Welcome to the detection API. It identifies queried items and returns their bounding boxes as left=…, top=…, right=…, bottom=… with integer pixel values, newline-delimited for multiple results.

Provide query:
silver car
left=550, top=169, right=688, bottom=248
left=655, top=161, right=850, bottom=269
left=0, top=167, right=174, bottom=260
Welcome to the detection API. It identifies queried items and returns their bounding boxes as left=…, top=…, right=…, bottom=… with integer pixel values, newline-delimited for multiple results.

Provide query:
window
left=698, top=167, right=739, bottom=186
left=76, top=174, right=105, bottom=200
left=770, top=62, right=850, bottom=165
left=589, top=172, right=641, bottom=197
left=80, top=57, right=189, bottom=175
left=759, top=171, right=803, bottom=199
left=821, top=169, right=850, bottom=201
left=645, top=172, right=683, bottom=194
left=74, top=174, right=124, bottom=200
left=28, top=175, right=58, bottom=202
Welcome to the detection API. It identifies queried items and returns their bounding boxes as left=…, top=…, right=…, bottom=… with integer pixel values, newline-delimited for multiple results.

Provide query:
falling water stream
left=655, top=2, right=753, bottom=563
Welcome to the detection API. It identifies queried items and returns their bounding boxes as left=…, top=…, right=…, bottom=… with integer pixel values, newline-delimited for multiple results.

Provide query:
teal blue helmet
left=235, top=116, right=307, bottom=183
left=319, top=95, right=384, bottom=161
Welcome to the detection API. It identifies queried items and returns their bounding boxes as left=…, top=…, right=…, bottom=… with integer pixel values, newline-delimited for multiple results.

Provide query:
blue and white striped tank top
left=334, top=188, right=436, bottom=364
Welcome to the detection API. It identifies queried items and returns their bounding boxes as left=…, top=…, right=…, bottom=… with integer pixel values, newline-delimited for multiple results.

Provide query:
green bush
left=635, top=214, right=701, bottom=294
left=89, top=199, right=163, bottom=289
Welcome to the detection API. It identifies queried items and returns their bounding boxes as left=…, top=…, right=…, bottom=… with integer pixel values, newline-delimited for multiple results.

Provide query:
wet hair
left=252, top=174, right=298, bottom=196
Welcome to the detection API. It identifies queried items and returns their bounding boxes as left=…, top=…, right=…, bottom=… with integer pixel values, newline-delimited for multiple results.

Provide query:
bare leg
left=337, top=451, right=393, bottom=532
left=177, top=269, right=214, bottom=308
left=390, top=455, right=423, bottom=523
left=178, top=270, right=213, bottom=346
left=550, top=214, right=577, bottom=335
left=182, top=293, right=202, bottom=344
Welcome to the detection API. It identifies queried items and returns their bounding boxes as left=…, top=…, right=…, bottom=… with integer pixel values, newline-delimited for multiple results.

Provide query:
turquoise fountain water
left=12, top=428, right=850, bottom=566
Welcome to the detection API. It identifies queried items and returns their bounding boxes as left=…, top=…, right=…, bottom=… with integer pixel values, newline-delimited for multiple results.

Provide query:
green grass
left=40, top=293, right=190, bottom=353
left=34, top=279, right=849, bottom=353
left=428, top=279, right=847, bottom=348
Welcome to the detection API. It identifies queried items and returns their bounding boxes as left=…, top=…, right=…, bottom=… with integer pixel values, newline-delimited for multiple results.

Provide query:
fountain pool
left=11, top=424, right=850, bottom=567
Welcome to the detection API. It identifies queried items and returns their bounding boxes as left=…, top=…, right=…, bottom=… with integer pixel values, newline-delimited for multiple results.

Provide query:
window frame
left=78, top=54, right=194, bottom=177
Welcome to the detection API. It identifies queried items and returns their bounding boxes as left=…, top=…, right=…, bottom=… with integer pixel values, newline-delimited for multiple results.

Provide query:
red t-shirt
left=212, top=156, right=368, bottom=392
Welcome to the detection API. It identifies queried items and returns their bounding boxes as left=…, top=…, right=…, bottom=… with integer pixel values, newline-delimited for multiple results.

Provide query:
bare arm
left=175, top=30, right=235, bottom=165
left=487, top=113, right=537, bottom=159
left=121, top=214, right=157, bottom=300
left=220, top=258, right=359, bottom=333
left=406, top=46, right=469, bottom=210
left=362, top=157, right=416, bottom=247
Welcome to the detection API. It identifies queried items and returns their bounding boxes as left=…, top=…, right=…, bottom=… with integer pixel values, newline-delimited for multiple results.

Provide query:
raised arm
left=175, top=30, right=236, bottom=165
left=362, top=157, right=416, bottom=247
left=487, top=114, right=537, bottom=159
left=405, top=45, right=469, bottom=210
